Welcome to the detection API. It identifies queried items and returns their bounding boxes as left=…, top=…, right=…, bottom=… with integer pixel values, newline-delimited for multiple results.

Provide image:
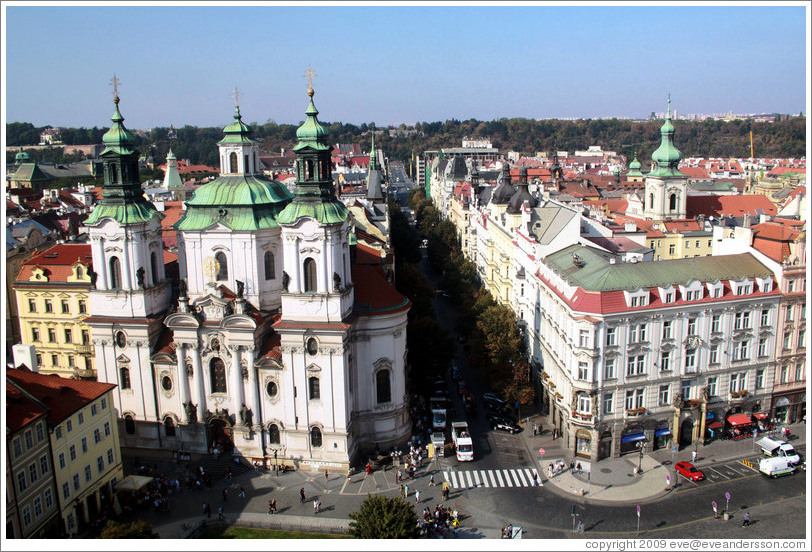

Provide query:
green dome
left=294, top=88, right=330, bottom=151
left=629, top=157, right=641, bottom=170
left=648, top=99, right=685, bottom=178
left=101, top=97, right=137, bottom=156
left=218, top=106, right=256, bottom=146
left=15, top=148, right=30, bottom=163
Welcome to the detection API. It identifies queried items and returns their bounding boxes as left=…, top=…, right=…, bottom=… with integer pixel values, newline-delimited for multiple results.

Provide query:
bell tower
left=643, top=97, right=688, bottom=221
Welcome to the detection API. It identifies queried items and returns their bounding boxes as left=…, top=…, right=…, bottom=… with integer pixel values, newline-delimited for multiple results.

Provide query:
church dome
left=101, top=96, right=137, bottom=155
left=294, top=88, right=329, bottom=149
left=15, top=148, right=30, bottom=163
left=491, top=163, right=516, bottom=204
left=218, top=106, right=256, bottom=146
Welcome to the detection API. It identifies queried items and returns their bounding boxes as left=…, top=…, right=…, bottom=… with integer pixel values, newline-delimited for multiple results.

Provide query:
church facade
left=86, top=84, right=411, bottom=470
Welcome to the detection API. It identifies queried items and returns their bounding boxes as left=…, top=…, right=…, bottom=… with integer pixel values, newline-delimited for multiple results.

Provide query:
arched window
left=124, top=415, right=135, bottom=435
left=164, top=416, right=176, bottom=437
left=229, top=152, right=238, bottom=173
left=308, top=376, right=320, bottom=400
left=303, top=258, right=317, bottom=292
left=110, top=164, right=118, bottom=183
left=310, top=426, right=322, bottom=448
left=215, top=252, right=228, bottom=281
left=119, top=366, right=131, bottom=389
left=244, top=154, right=249, bottom=174
left=669, top=193, right=677, bottom=212
left=376, top=370, right=391, bottom=403
left=109, top=257, right=122, bottom=289
left=150, top=251, right=158, bottom=285
left=268, top=424, right=280, bottom=444
left=649, top=193, right=654, bottom=209
left=76, top=266, right=83, bottom=278
left=264, top=251, right=275, bottom=280
left=210, top=358, right=227, bottom=394
left=306, top=159, right=314, bottom=179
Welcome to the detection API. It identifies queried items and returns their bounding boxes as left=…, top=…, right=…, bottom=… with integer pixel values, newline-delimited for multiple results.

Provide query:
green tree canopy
left=98, top=519, right=159, bottom=539
left=348, top=495, right=420, bottom=539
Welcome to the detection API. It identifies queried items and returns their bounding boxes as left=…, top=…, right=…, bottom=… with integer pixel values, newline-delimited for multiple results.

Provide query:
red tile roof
left=679, top=166, right=711, bottom=179
left=7, top=368, right=116, bottom=424
left=352, top=262, right=410, bottom=316
left=662, top=219, right=703, bottom=232
left=750, top=221, right=804, bottom=263
left=6, top=380, right=49, bottom=434
left=686, top=194, right=777, bottom=218
left=16, top=243, right=92, bottom=283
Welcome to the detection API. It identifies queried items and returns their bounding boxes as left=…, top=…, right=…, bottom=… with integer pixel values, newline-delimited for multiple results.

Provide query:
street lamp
left=636, top=441, right=646, bottom=474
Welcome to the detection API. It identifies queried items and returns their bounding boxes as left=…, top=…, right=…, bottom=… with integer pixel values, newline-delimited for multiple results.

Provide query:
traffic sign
left=725, top=492, right=731, bottom=500
left=712, top=501, right=717, bottom=508
left=666, top=475, right=671, bottom=483
left=538, top=448, right=546, bottom=456
left=671, top=445, right=677, bottom=453
left=636, top=505, right=641, bottom=517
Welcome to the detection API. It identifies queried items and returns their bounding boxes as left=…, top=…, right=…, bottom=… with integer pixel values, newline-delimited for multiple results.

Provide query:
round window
left=266, top=381, right=278, bottom=398
left=161, top=376, right=172, bottom=392
left=306, top=338, right=318, bottom=356
left=115, top=331, right=127, bottom=348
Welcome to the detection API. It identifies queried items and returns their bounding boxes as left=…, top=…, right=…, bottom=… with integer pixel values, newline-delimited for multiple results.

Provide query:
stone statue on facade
left=89, top=269, right=98, bottom=287
left=672, top=393, right=684, bottom=409
left=136, top=267, right=145, bottom=288
left=333, top=272, right=341, bottom=292
left=239, top=403, right=252, bottom=427
left=184, top=401, right=198, bottom=423
left=236, top=280, right=245, bottom=298
left=282, top=272, right=290, bottom=291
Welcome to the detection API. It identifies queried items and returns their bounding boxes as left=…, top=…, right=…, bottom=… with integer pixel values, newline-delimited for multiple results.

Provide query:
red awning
left=707, top=421, right=724, bottom=429
left=726, top=413, right=753, bottom=427
left=752, top=412, right=768, bottom=420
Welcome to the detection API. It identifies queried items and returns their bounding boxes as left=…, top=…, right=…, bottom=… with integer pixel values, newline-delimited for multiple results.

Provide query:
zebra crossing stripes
left=444, top=468, right=541, bottom=488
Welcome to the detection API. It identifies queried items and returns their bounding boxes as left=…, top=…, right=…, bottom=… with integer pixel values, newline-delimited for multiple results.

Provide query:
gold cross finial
left=233, top=86, right=241, bottom=107
left=110, top=74, right=121, bottom=99
left=304, top=65, right=317, bottom=93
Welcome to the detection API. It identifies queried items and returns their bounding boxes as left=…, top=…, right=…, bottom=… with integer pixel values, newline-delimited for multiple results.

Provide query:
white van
left=756, top=437, right=801, bottom=465
left=759, top=456, right=796, bottom=478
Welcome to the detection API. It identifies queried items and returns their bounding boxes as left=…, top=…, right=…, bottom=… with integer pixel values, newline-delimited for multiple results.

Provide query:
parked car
left=485, top=402, right=515, bottom=422
left=487, top=414, right=521, bottom=434
left=483, top=392, right=506, bottom=406
left=675, top=461, right=705, bottom=481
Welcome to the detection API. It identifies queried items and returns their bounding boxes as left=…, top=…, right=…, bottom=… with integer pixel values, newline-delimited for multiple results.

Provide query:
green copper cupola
left=85, top=86, right=159, bottom=226
left=648, top=97, right=686, bottom=178
left=277, top=85, right=348, bottom=225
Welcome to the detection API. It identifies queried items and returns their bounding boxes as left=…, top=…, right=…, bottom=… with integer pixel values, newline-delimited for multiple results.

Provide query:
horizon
left=3, top=3, right=809, bottom=129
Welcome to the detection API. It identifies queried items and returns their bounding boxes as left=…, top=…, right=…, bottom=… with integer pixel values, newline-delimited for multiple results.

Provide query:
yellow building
left=13, top=244, right=95, bottom=379
left=646, top=219, right=713, bottom=261
left=7, top=368, right=123, bottom=537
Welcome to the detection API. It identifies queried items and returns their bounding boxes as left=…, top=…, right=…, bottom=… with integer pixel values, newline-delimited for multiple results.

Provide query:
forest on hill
left=6, top=115, right=806, bottom=170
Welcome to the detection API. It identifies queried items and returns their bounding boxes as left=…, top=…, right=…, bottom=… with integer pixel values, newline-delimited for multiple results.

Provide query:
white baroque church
left=85, top=84, right=411, bottom=469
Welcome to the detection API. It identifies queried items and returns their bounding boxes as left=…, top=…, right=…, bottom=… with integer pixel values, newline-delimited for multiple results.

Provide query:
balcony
left=75, top=344, right=93, bottom=354
left=73, top=368, right=96, bottom=380
left=626, top=407, right=646, bottom=418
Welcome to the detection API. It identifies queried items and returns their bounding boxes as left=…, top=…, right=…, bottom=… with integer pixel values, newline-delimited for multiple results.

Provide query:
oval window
left=266, top=381, right=278, bottom=398
left=115, top=331, right=127, bottom=348
left=306, top=338, right=318, bottom=356
left=161, top=376, right=172, bottom=392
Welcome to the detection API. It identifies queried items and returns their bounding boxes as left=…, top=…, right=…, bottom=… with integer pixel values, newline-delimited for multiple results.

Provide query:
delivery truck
left=451, top=421, right=473, bottom=461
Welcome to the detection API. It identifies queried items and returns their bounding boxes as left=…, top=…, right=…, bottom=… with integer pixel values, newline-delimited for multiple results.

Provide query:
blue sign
left=725, top=492, right=731, bottom=500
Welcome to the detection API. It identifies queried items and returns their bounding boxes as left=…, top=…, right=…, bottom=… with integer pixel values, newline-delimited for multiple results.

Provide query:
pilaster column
left=230, top=346, right=246, bottom=420
left=246, top=347, right=260, bottom=429
left=192, top=348, right=205, bottom=414
left=176, top=345, right=191, bottom=422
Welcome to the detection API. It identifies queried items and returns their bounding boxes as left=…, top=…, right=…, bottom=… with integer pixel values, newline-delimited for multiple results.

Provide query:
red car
left=675, top=461, right=705, bottom=481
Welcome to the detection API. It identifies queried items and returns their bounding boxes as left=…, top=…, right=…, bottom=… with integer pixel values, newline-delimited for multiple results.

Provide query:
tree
left=348, top=495, right=419, bottom=539
left=98, top=519, right=158, bottom=539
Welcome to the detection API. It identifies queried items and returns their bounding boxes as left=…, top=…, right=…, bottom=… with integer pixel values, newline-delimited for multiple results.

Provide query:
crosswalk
left=444, top=468, right=541, bottom=488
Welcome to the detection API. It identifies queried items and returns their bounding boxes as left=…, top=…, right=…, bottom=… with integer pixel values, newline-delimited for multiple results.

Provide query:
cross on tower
left=232, top=86, right=241, bottom=107
left=304, top=65, right=317, bottom=91
left=110, top=74, right=121, bottom=99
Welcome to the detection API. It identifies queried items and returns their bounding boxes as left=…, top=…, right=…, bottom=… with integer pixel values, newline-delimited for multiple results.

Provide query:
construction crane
left=750, top=130, right=754, bottom=159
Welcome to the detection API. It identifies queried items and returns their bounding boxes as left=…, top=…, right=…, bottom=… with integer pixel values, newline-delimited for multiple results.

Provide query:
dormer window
left=706, top=281, right=724, bottom=298
left=756, top=277, right=773, bottom=293
left=730, top=279, right=754, bottom=296
left=625, top=289, right=649, bottom=308
left=658, top=286, right=676, bottom=304
left=679, top=281, right=703, bottom=302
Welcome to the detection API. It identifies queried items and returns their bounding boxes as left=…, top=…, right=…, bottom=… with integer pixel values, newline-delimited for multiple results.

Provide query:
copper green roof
left=15, top=148, right=31, bottom=163
left=293, top=88, right=330, bottom=152
left=277, top=201, right=348, bottom=225
left=627, top=157, right=644, bottom=177
left=162, top=148, right=185, bottom=189
left=101, top=96, right=137, bottom=156
left=217, top=105, right=257, bottom=146
left=175, top=175, right=293, bottom=231
left=545, top=245, right=772, bottom=292
left=648, top=98, right=686, bottom=178
left=85, top=202, right=161, bottom=225
left=10, top=163, right=52, bottom=183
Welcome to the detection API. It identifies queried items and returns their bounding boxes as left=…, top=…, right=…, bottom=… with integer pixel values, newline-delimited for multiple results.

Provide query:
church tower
left=643, top=98, right=688, bottom=220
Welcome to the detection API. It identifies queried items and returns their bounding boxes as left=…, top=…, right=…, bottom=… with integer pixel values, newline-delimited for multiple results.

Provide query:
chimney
left=13, top=344, right=39, bottom=372
left=743, top=213, right=751, bottom=227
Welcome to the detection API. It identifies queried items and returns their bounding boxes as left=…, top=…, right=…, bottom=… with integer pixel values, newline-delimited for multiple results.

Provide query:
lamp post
left=636, top=441, right=645, bottom=474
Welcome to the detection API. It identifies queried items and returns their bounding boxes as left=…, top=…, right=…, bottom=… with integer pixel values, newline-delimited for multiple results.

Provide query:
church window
left=76, top=266, right=83, bottom=278
left=669, top=193, right=677, bottom=212
left=376, top=370, right=391, bottom=404
left=124, top=415, right=135, bottom=435
left=116, top=331, right=127, bottom=348
left=306, top=338, right=318, bottom=356
left=310, top=426, right=322, bottom=448
left=264, top=251, right=275, bottom=280
left=210, top=358, right=227, bottom=394
left=266, top=381, right=278, bottom=398
left=110, top=164, right=118, bottom=183
left=161, top=376, right=172, bottom=392
left=109, top=257, right=122, bottom=289
left=215, top=252, right=228, bottom=281
left=150, top=252, right=158, bottom=285
left=164, top=417, right=175, bottom=437
left=244, top=154, right=249, bottom=173
left=308, top=376, right=320, bottom=400
left=229, top=152, right=238, bottom=174
left=306, top=159, right=314, bottom=179
left=303, top=258, right=317, bottom=292
left=120, top=367, right=131, bottom=389
left=268, top=424, right=280, bottom=444
left=649, top=193, right=654, bottom=209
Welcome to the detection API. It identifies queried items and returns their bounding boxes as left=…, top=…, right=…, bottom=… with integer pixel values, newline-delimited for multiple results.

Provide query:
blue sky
left=3, top=3, right=809, bottom=129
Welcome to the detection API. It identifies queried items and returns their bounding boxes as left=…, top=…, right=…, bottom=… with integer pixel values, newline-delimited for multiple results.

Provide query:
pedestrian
left=238, top=485, right=246, bottom=499
left=396, top=469, right=401, bottom=483
left=217, top=505, right=224, bottom=520
left=222, top=488, right=228, bottom=502
left=576, top=462, right=582, bottom=474
left=429, top=473, right=435, bottom=486
left=532, top=471, right=539, bottom=486
left=347, top=470, right=352, bottom=484
left=742, top=512, right=750, bottom=527
left=314, top=499, right=320, bottom=514
left=268, top=499, right=274, bottom=514
left=366, top=462, right=371, bottom=474
left=577, top=520, right=584, bottom=534
left=713, top=504, right=719, bottom=519
left=415, top=490, right=420, bottom=503
left=404, top=484, right=409, bottom=498
left=691, top=450, right=697, bottom=463
left=400, top=484, right=405, bottom=497
left=569, top=461, right=575, bottom=472
left=325, top=470, right=329, bottom=482
left=507, top=523, right=514, bottom=538
left=299, top=487, right=306, bottom=503
left=501, top=526, right=507, bottom=539
left=533, top=423, right=538, bottom=436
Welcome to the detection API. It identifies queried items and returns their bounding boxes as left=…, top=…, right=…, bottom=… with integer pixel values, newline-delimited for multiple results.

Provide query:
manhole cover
left=600, top=468, right=612, bottom=474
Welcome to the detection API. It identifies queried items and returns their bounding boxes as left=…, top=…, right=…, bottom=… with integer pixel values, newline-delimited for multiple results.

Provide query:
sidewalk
left=517, top=415, right=807, bottom=505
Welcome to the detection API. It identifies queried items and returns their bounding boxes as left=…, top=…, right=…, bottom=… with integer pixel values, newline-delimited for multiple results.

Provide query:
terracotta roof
left=6, top=380, right=49, bottom=434
left=16, top=243, right=92, bottom=283
left=686, top=194, right=777, bottom=218
left=152, top=327, right=176, bottom=355
left=7, top=368, right=116, bottom=424
left=662, top=219, right=703, bottom=232
left=352, top=263, right=410, bottom=315
left=678, top=166, right=711, bottom=179
left=273, top=320, right=352, bottom=331
left=257, top=322, right=282, bottom=361
left=750, top=221, right=804, bottom=263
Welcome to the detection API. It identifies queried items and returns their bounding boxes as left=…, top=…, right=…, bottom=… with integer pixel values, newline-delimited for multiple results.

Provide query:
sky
left=2, top=2, right=810, bottom=130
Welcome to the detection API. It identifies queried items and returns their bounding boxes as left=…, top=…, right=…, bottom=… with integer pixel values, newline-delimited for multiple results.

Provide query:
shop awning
left=654, top=429, right=671, bottom=437
left=707, top=421, right=724, bottom=430
left=726, top=413, right=753, bottom=427
left=621, top=433, right=646, bottom=443
left=113, top=475, right=153, bottom=492
left=752, top=412, right=768, bottom=420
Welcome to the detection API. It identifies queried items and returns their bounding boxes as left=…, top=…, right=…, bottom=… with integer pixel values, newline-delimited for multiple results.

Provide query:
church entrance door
left=209, top=418, right=234, bottom=454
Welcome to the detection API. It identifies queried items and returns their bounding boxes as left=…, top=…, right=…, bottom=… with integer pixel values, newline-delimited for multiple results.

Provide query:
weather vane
left=304, top=65, right=317, bottom=91
left=233, top=86, right=241, bottom=107
left=110, top=74, right=121, bottom=99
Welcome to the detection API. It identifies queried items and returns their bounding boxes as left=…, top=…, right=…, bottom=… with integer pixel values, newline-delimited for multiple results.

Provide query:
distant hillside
left=6, top=116, right=805, bottom=168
